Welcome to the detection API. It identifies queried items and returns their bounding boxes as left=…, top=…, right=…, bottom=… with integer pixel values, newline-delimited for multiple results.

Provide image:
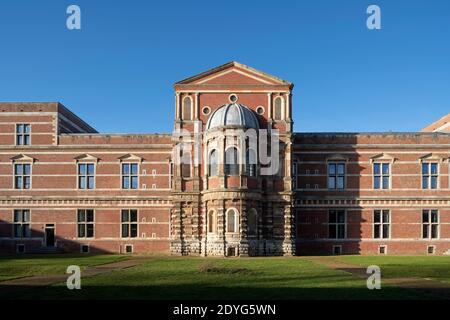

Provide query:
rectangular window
left=77, top=209, right=94, bottom=238
left=122, top=163, right=138, bottom=189
left=328, top=163, right=345, bottom=190
left=13, top=209, right=30, bottom=238
left=328, top=210, right=346, bottom=239
left=373, top=163, right=390, bottom=189
left=78, top=163, right=95, bottom=189
left=14, top=163, right=31, bottom=189
left=16, top=124, right=30, bottom=146
left=422, top=210, right=439, bottom=239
left=374, top=210, right=390, bottom=239
left=422, top=163, right=438, bottom=189
left=292, top=162, right=298, bottom=189
left=121, top=209, right=138, bottom=238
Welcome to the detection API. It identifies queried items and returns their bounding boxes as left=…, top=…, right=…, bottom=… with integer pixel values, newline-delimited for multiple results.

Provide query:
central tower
left=170, top=62, right=295, bottom=256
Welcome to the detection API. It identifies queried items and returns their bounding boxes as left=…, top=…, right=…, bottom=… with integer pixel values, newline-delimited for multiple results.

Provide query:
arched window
left=273, top=96, right=284, bottom=121
left=246, top=149, right=257, bottom=177
left=207, top=210, right=216, bottom=233
left=182, top=96, right=192, bottom=120
left=209, top=150, right=218, bottom=176
left=181, top=151, right=191, bottom=178
left=226, top=209, right=238, bottom=233
left=225, top=147, right=239, bottom=176
left=248, top=208, right=258, bottom=236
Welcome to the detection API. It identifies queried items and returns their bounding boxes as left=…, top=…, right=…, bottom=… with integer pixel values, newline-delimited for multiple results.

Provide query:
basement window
left=125, top=244, right=133, bottom=254
left=16, top=244, right=25, bottom=254
left=332, top=245, right=342, bottom=255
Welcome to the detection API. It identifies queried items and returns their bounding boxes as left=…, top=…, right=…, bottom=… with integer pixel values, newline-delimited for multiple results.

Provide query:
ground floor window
left=13, top=209, right=30, bottom=238
left=374, top=210, right=390, bottom=239
left=422, top=209, right=439, bottom=239
left=77, top=209, right=94, bottom=238
left=328, top=210, right=346, bottom=239
left=122, top=209, right=138, bottom=238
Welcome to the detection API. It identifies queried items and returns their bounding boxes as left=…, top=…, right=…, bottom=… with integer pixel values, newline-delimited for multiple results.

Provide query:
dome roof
left=206, top=103, right=259, bottom=130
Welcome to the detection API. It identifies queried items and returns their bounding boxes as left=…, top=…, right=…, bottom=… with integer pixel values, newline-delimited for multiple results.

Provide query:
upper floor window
left=422, top=163, right=438, bottom=189
left=14, top=163, right=31, bottom=189
left=182, top=96, right=192, bottom=121
left=78, top=163, right=95, bottom=189
left=328, top=210, right=346, bottom=239
left=328, top=162, right=345, bottom=190
left=77, top=209, right=94, bottom=238
left=208, top=150, right=218, bottom=176
left=181, top=151, right=191, bottom=178
left=273, top=96, right=284, bottom=121
left=225, top=147, right=239, bottom=176
left=122, top=163, right=138, bottom=189
left=121, top=209, right=138, bottom=238
left=13, top=209, right=30, bottom=238
left=422, top=210, right=439, bottom=239
left=373, top=163, right=390, bottom=189
left=374, top=210, right=390, bottom=239
left=16, top=124, right=30, bottom=146
left=246, top=149, right=257, bottom=177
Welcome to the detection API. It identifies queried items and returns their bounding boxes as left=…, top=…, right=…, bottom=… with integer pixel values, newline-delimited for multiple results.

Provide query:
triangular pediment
left=175, top=61, right=291, bottom=86
left=326, top=154, right=349, bottom=162
left=418, top=153, right=444, bottom=163
left=11, top=154, right=35, bottom=162
left=74, top=154, right=99, bottom=162
left=370, top=153, right=397, bottom=163
left=118, top=154, right=143, bottom=162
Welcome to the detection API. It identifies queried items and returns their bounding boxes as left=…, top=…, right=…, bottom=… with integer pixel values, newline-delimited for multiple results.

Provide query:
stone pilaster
left=283, top=204, right=296, bottom=256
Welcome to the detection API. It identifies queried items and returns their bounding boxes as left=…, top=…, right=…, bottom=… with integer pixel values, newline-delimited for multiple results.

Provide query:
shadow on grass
left=1, top=282, right=445, bottom=300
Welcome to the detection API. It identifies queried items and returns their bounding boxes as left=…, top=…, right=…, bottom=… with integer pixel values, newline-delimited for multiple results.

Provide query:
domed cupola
left=206, top=103, right=259, bottom=131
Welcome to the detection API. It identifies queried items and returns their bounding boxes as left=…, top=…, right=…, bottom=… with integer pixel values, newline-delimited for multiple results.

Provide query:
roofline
left=60, top=133, right=172, bottom=137
left=421, top=113, right=450, bottom=132
left=294, top=132, right=450, bottom=136
left=57, top=103, right=98, bottom=133
left=174, top=61, right=293, bottom=87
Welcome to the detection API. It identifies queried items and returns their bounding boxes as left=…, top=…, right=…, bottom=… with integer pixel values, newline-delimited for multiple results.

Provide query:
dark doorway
left=45, top=224, right=55, bottom=247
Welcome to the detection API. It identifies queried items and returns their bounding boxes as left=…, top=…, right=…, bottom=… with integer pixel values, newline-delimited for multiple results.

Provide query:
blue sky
left=0, top=0, right=449, bottom=133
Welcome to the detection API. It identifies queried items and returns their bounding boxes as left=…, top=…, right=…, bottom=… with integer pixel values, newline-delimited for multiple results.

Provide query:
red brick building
left=0, top=62, right=449, bottom=256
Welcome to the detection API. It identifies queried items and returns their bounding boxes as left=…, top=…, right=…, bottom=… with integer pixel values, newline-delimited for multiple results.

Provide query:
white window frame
left=422, top=162, right=439, bottom=189
left=121, top=162, right=139, bottom=189
left=328, top=210, right=347, bottom=239
left=225, top=208, right=239, bottom=233
left=13, top=162, right=32, bottom=189
left=327, top=162, right=346, bottom=190
left=422, top=209, right=439, bottom=239
left=13, top=209, right=31, bottom=239
left=373, top=162, right=391, bottom=190
left=15, top=123, right=31, bottom=146
left=373, top=210, right=391, bottom=239
left=77, top=209, right=95, bottom=238
left=77, top=162, right=95, bottom=190
left=121, top=209, right=139, bottom=238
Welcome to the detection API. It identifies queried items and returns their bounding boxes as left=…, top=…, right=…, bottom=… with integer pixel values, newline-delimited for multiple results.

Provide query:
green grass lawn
left=337, top=256, right=450, bottom=284
left=0, top=254, right=125, bottom=282
left=1, top=255, right=434, bottom=300
left=1, top=255, right=450, bottom=300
